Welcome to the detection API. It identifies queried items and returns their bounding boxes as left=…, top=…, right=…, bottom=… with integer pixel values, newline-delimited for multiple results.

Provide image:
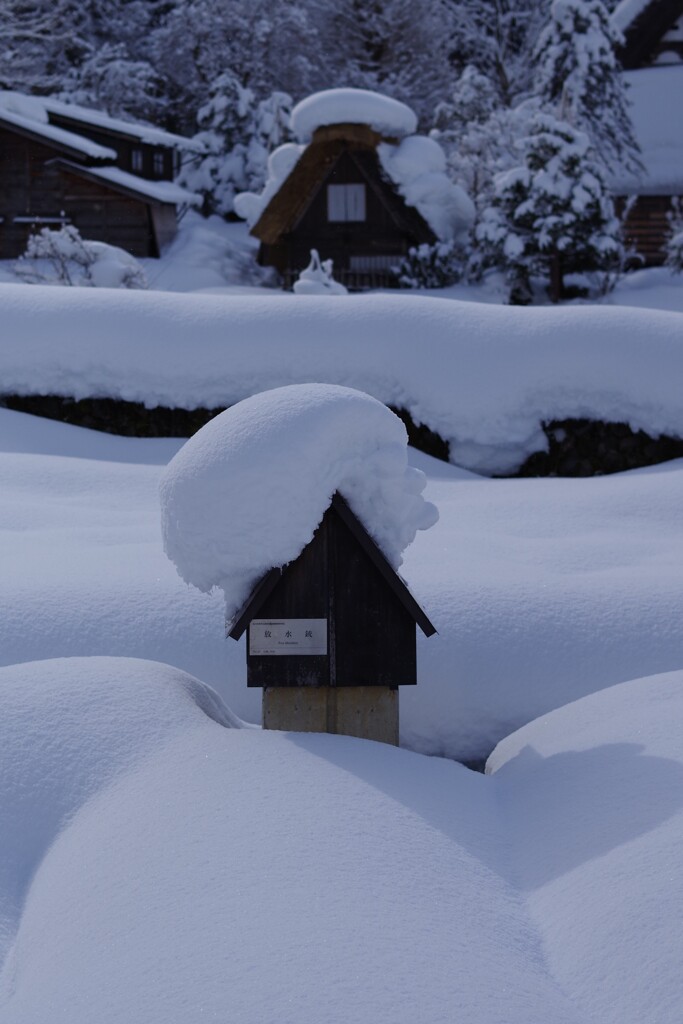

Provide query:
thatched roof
left=250, top=123, right=436, bottom=247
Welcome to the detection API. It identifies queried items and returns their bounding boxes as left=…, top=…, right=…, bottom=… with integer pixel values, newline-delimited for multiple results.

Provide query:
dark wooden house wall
left=246, top=504, right=417, bottom=690
left=0, top=128, right=159, bottom=258
left=46, top=112, right=176, bottom=180
left=260, top=148, right=433, bottom=290
left=621, top=194, right=681, bottom=266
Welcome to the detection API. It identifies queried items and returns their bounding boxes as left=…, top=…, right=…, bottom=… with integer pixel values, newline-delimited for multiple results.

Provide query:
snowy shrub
left=476, top=113, right=622, bottom=303
left=394, top=241, right=469, bottom=289
left=15, top=225, right=148, bottom=289
left=293, top=250, right=348, bottom=295
left=664, top=199, right=683, bottom=274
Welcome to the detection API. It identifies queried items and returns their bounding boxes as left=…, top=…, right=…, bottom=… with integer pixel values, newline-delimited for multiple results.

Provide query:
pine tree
left=476, top=112, right=623, bottom=302
left=533, top=0, right=642, bottom=176
left=177, top=73, right=292, bottom=217
left=448, top=0, right=548, bottom=107
left=432, top=69, right=533, bottom=214
left=326, top=0, right=456, bottom=124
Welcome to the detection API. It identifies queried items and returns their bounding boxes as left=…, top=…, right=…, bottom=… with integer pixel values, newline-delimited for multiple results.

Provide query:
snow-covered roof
left=160, top=384, right=437, bottom=621
left=612, top=0, right=652, bottom=32
left=378, top=136, right=474, bottom=242
left=67, top=164, right=202, bottom=207
left=0, top=92, right=115, bottom=160
left=40, top=95, right=205, bottom=152
left=611, top=66, right=683, bottom=193
left=290, top=88, right=418, bottom=143
left=236, top=121, right=474, bottom=243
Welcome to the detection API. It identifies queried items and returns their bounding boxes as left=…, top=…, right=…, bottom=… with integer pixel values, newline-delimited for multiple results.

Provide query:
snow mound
left=292, top=250, right=348, bottom=294
left=0, top=656, right=238, bottom=964
left=159, top=384, right=438, bottom=622
left=291, top=88, right=418, bottom=142
left=487, top=668, right=683, bottom=1024
left=379, top=136, right=475, bottom=241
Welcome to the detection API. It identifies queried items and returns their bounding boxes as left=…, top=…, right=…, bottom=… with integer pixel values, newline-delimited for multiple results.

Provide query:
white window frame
left=153, top=151, right=165, bottom=177
left=327, top=183, right=366, bottom=222
left=131, top=148, right=144, bottom=172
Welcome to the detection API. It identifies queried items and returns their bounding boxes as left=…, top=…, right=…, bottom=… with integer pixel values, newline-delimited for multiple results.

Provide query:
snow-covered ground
left=1, top=211, right=683, bottom=1020
left=2, top=652, right=683, bottom=1021
left=2, top=406, right=681, bottom=763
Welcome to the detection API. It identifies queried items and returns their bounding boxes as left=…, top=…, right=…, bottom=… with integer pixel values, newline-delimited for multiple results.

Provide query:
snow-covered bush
left=664, top=199, right=683, bottom=274
left=14, top=225, right=148, bottom=289
left=177, top=72, right=292, bottom=218
left=394, top=240, right=469, bottom=289
left=293, top=250, right=348, bottom=295
left=477, top=113, right=622, bottom=302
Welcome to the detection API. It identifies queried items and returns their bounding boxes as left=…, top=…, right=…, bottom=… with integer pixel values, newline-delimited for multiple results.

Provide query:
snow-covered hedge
left=2, top=287, right=683, bottom=475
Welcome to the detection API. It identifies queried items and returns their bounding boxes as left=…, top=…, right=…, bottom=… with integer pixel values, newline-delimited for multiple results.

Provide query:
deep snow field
left=1, top=221, right=683, bottom=1021
left=1, top=400, right=683, bottom=1021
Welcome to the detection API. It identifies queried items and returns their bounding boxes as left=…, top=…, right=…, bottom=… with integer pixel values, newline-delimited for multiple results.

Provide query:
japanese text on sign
left=249, top=619, right=327, bottom=656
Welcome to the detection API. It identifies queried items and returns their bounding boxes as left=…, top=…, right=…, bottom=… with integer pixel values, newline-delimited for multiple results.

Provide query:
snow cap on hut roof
left=291, top=88, right=418, bottom=143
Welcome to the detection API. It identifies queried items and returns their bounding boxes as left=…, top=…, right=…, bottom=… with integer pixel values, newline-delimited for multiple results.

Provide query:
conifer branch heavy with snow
left=532, top=0, right=642, bottom=177
left=477, top=113, right=623, bottom=303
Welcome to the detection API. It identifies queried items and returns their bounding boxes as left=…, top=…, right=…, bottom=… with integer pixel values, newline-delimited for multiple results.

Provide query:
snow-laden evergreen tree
left=477, top=112, right=623, bottom=303
left=448, top=0, right=548, bottom=107
left=533, top=0, right=642, bottom=176
left=61, top=43, right=163, bottom=123
left=326, top=0, right=456, bottom=124
left=177, top=73, right=292, bottom=217
left=149, top=0, right=320, bottom=133
left=432, top=69, right=535, bottom=215
left=664, top=199, right=683, bottom=274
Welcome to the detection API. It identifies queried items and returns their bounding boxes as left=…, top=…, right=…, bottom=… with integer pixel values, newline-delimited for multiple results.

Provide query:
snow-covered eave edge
left=0, top=109, right=116, bottom=160
left=55, top=160, right=203, bottom=207
left=40, top=95, right=206, bottom=153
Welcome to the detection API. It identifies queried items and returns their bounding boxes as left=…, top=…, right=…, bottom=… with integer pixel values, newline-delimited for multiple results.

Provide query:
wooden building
left=249, top=123, right=438, bottom=290
left=228, top=493, right=436, bottom=745
left=0, top=93, right=202, bottom=259
left=613, top=0, right=683, bottom=264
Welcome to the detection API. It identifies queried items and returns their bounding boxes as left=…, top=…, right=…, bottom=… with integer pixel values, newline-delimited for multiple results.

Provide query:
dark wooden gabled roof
left=250, top=123, right=436, bottom=248
left=616, top=0, right=683, bottom=68
left=227, top=492, right=436, bottom=640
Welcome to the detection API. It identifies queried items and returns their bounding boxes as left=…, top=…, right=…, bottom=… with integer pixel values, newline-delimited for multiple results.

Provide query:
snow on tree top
left=290, top=88, right=418, bottom=143
left=159, top=384, right=438, bottom=623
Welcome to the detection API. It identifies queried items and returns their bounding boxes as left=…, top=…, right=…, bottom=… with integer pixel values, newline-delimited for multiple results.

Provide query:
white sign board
left=249, top=619, right=328, bottom=656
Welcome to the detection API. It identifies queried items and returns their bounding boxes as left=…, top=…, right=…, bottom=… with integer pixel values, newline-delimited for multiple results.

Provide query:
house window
left=327, top=183, right=366, bottom=222
left=153, top=152, right=165, bottom=177
left=131, top=149, right=143, bottom=172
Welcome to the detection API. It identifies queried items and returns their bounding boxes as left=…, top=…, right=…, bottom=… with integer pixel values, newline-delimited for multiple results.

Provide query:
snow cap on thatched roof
left=290, top=88, right=418, bottom=143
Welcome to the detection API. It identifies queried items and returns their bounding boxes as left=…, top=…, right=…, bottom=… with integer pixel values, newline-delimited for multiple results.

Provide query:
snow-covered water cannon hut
left=234, top=88, right=474, bottom=290
left=160, top=384, right=439, bottom=745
